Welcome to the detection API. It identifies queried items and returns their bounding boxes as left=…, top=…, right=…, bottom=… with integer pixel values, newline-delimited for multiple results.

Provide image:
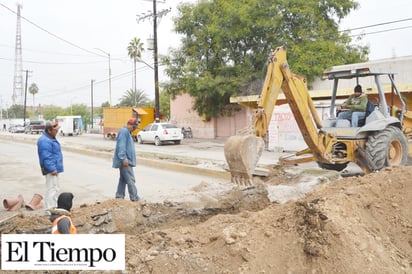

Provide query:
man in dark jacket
left=338, top=85, right=368, bottom=127
left=50, top=192, right=77, bottom=234
left=37, top=120, right=63, bottom=214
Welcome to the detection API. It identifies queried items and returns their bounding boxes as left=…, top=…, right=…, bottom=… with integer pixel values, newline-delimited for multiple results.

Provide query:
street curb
left=64, top=146, right=231, bottom=180
left=138, top=157, right=231, bottom=180
left=0, top=134, right=231, bottom=180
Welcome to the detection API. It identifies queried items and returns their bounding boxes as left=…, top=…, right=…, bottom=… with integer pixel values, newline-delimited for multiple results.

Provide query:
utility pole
left=91, top=80, right=94, bottom=129
left=108, top=53, right=112, bottom=107
left=152, top=0, right=160, bottom=122
left=23, top=70, right=31, bottom=126
left=137, top=0, right=171, bottom=122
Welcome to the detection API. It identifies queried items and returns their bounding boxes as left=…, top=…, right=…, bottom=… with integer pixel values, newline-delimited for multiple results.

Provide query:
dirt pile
left=1, top=166, right=411, bottom=273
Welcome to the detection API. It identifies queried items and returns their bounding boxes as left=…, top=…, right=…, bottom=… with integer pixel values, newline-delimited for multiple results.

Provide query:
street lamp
left=135, top=57, right=154, bottom=108
left=94, top=48, right=112, bottom=107
left=136, top=57, right=154, bottom=70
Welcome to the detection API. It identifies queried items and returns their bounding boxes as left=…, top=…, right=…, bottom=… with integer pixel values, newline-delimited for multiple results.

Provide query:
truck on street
left=24, top=120, right=46, bottom=134
left=56, top=115, right=83, bottom=136
left=102, top=107, right=155, bottom=141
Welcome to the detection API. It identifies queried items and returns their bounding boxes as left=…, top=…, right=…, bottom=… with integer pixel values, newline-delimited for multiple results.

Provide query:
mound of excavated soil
left=1, top=166, right=411, bottom=273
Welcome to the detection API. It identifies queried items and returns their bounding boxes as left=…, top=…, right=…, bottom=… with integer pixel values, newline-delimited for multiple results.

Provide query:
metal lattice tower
left=12, top=4, right=23, bottom=105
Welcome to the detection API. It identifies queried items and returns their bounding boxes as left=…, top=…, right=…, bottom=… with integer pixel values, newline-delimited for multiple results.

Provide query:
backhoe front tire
left=365, top=126, right=408, bottom=171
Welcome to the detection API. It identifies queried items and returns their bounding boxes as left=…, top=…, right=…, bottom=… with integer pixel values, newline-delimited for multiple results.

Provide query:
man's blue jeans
left=338, top=111, right=365, bottom=127
left=115, top=165, right=139, bottom=201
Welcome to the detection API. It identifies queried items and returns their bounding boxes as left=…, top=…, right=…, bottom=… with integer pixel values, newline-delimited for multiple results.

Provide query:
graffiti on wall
left=267, top=103, right=330, bottom=152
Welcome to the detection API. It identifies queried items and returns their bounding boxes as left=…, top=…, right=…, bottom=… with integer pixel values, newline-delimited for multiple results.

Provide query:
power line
left=3, top=1, right=410, bottom=105
left=0, top=2, right=103, bottom=57
left=0, top=56, right=107, bottom=65
left=35, top=66, right=152, bottom=99
left=348, top=25, right=412, bottom=38
left=1, top=42, right=130, bottom=61
left=341, top=17, right=412, bottom=32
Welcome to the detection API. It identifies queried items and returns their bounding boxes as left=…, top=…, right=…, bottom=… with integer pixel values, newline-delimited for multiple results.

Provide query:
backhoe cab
left=317, top=67, right=409, bottom=172
left=224, top=46, right=412, bottom=185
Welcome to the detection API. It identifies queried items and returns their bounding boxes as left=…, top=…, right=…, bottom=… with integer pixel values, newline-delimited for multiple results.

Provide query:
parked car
left=137, top=122, right=183, bottom=146
left=9, top=124, right=25, bottom=133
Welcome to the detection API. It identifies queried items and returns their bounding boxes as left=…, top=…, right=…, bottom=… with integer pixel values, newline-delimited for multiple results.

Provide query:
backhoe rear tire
left=365, top=126, right=408, bottom=171
left=317, top=162, right=348, bottom=171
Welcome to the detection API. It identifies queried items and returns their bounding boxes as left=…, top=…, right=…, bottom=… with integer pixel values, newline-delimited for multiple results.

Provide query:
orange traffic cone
left=25, top=194, right=44, bottom=210
left=3, top=194, right=24, bottom=211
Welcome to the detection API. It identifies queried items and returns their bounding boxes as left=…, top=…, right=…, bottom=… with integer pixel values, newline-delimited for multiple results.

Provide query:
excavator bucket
left=224, top=135, right=265, bottom=185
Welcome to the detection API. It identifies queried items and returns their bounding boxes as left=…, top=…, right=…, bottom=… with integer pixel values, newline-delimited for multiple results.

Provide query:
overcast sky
left=0, top=0, right=411, bottom=110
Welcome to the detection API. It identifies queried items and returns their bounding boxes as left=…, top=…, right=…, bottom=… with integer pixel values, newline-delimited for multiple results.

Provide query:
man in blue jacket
left=112, top=118, right=140, bottom=201
left=37, top=120, right=63, bottom=214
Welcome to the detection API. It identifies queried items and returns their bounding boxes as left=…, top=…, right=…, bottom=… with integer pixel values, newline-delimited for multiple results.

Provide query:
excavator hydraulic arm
left=224, top=46, right=325, bottom=185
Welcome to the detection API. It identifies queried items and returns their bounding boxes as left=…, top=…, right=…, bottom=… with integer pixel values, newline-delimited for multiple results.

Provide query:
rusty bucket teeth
left=224, top=135, right=264, bottom=186
left=232, top=176, right=253, bottom=186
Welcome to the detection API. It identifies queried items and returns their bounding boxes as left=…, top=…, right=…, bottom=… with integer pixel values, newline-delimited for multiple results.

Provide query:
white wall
left=267, top=102, right=332, bottom=152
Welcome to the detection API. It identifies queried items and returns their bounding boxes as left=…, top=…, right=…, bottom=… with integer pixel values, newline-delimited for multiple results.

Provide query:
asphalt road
left=0, top=137, right=232, bottom=212
left=0, top=131, right=371, bottom=217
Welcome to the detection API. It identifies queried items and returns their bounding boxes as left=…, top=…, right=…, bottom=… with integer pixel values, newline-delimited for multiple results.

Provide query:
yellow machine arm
left=224, top=46, right=325, bottom=185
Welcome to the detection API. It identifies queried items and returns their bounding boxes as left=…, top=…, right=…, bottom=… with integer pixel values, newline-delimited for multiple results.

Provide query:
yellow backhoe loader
left=224, top=46, right=412, bottom=185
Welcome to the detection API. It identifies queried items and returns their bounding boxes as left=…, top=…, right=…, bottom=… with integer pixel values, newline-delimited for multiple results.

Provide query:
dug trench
left=0, top=185, right=271, bottom=235
left=0, top=165, right=411, bottom=273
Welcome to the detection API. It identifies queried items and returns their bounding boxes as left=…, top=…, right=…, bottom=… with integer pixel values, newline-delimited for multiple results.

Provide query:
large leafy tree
left=127, top=37, right=145, bottom=93
left=118, top=89, right=149, bottom=107
left=163, top=0, right=368, bottom=119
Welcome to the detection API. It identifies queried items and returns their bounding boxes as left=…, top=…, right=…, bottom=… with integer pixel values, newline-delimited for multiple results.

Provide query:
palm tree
left=127, top=37, right=144, bottom=93
left=119, top=89, right=149, bottom=107
left=28, top=83, right=39, bottom=110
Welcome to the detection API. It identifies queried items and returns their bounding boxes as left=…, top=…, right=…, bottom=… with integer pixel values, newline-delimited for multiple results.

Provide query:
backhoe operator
left=338, top=84, right=368, bottom=127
